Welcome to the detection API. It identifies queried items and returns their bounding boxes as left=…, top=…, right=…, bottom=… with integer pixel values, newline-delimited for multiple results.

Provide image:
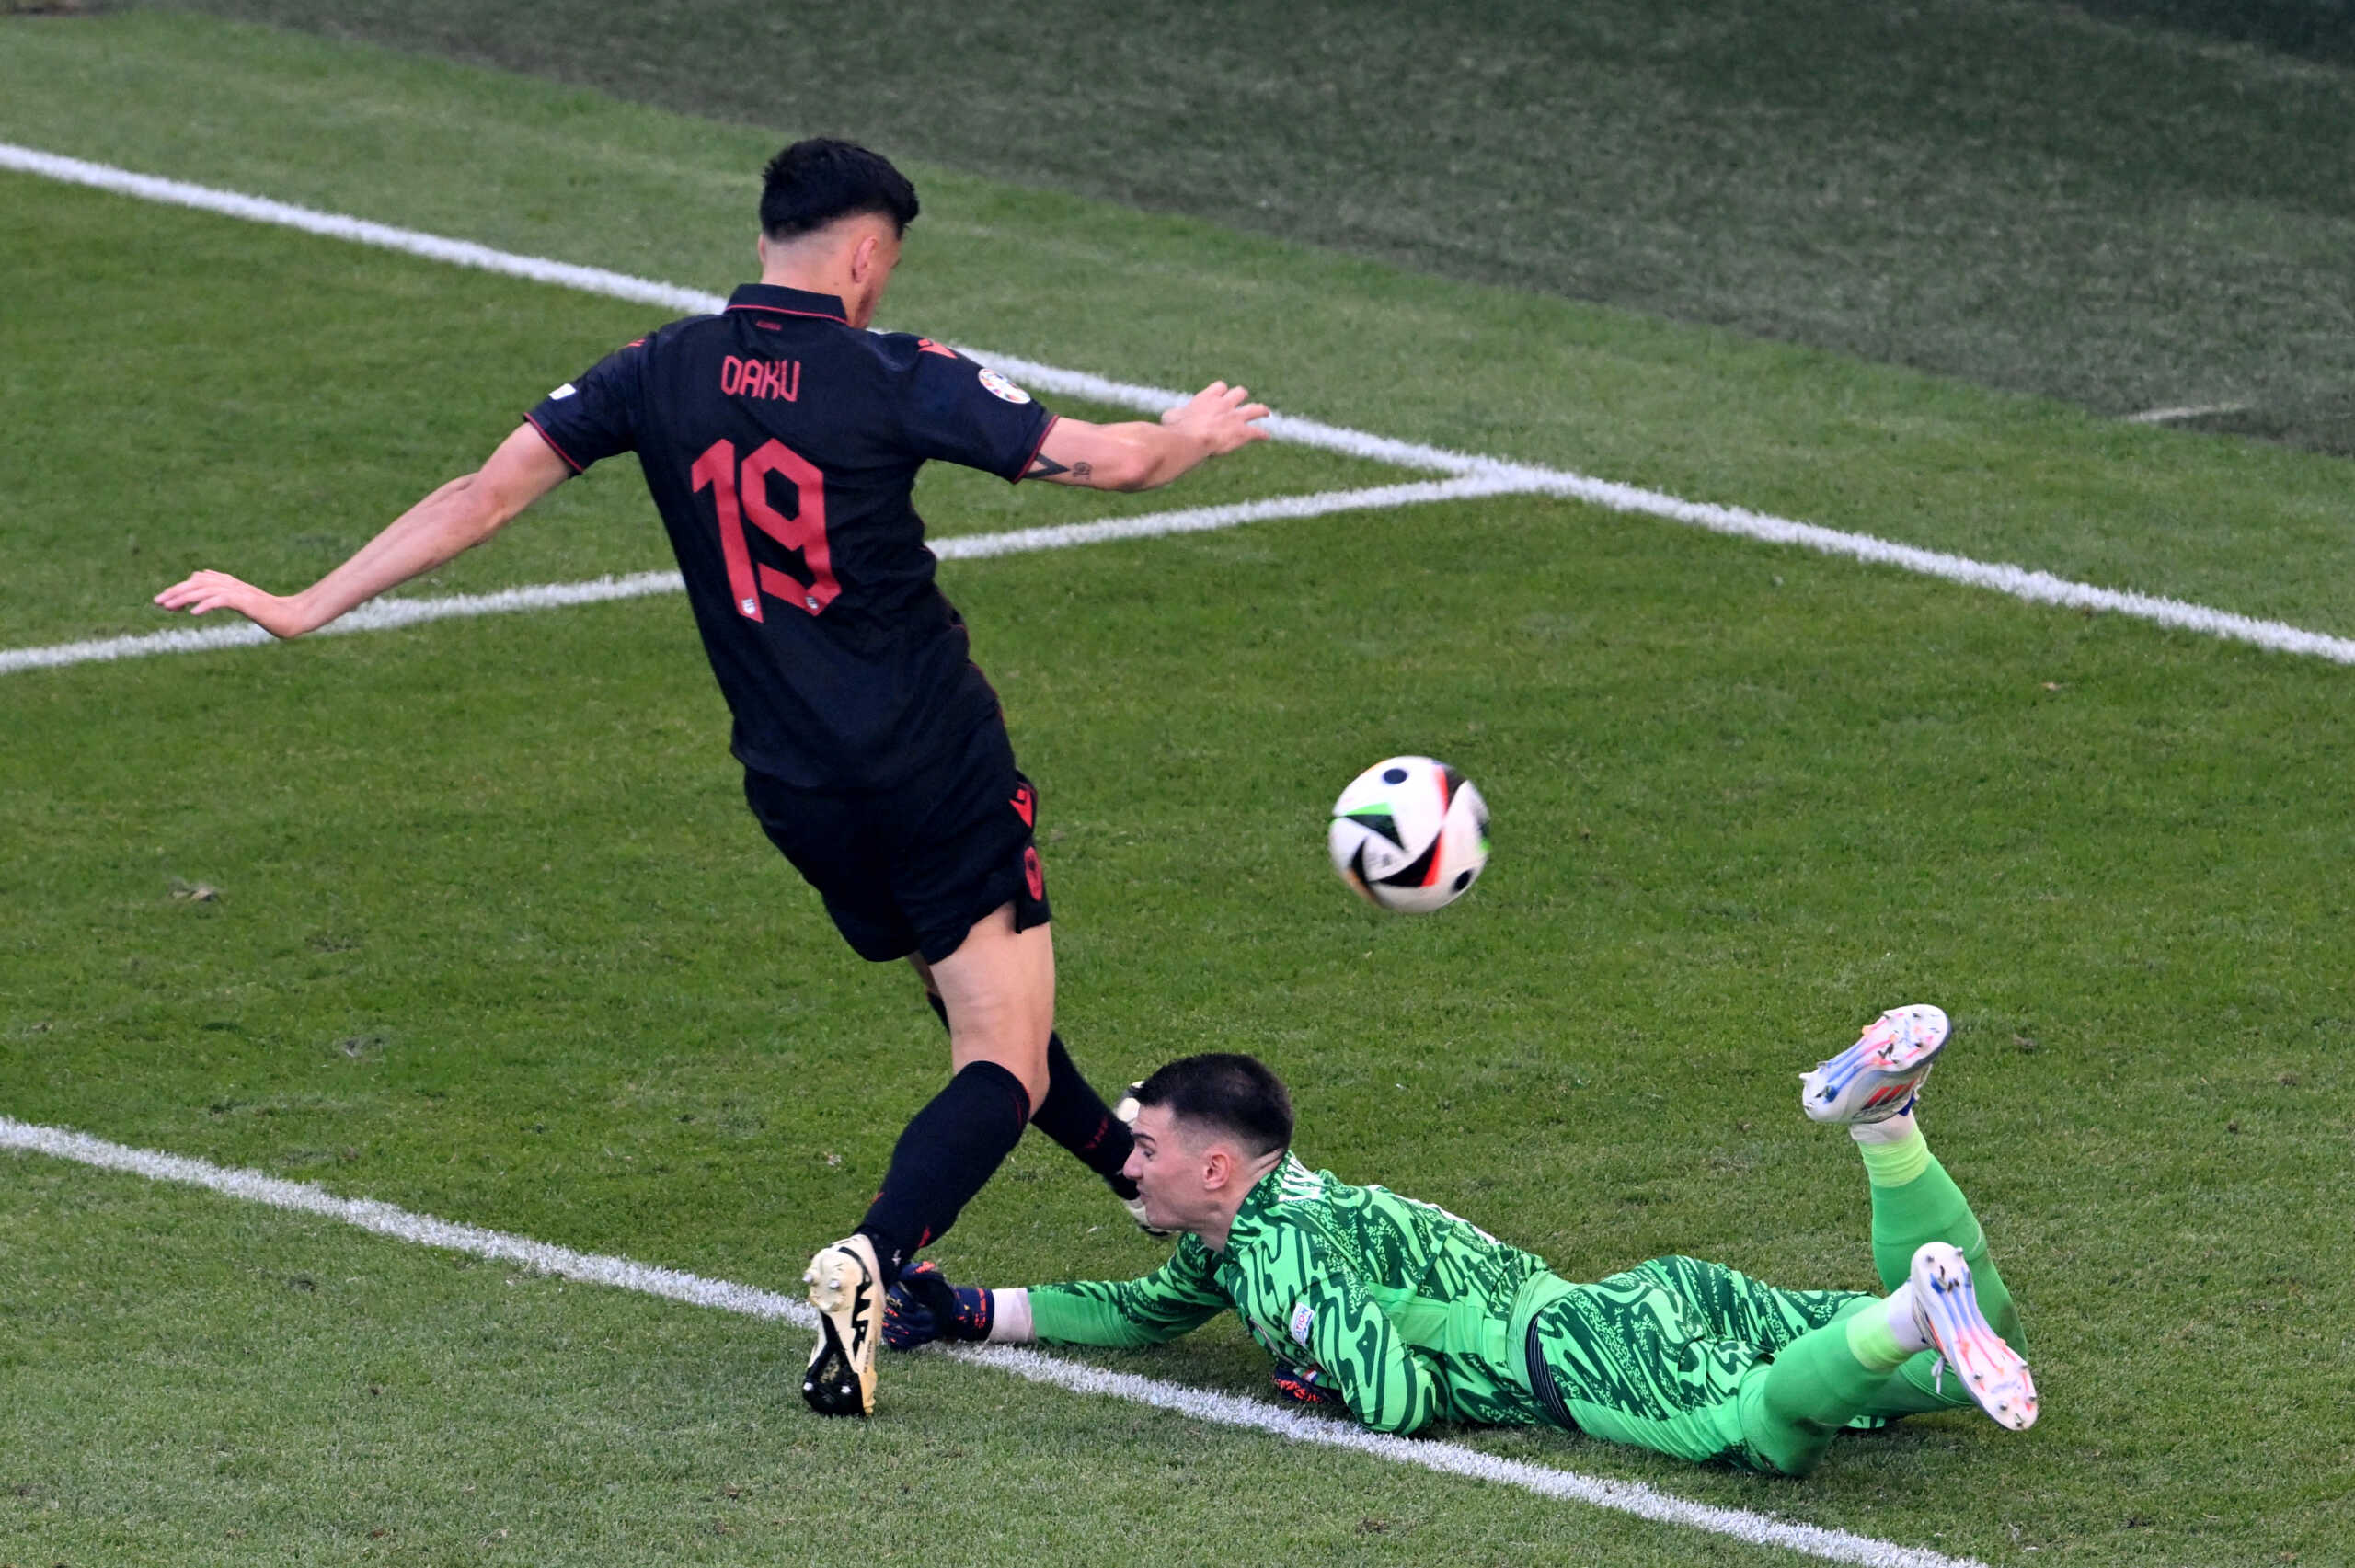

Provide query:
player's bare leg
left=911, top=935, right=1147, bottom=1227
left=927, top=903, right=1053, bottom=1110
left=801, top=905, right=1051, bottom=1416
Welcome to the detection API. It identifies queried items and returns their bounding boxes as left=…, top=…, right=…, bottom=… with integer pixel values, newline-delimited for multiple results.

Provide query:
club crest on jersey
left=977, top=368, right=1032, bottom=404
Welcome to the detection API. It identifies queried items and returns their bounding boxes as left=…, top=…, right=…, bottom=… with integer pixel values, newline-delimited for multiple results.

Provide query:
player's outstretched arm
left=1024, top=380, right=1270, bottom=492
left=153, top=424, right=571, bottom=639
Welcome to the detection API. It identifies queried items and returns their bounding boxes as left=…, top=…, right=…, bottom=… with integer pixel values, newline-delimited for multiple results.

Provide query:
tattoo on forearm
left=1026, top=452, right=1070, bottom=479
left=1072, top=461, right=1092, bottom=478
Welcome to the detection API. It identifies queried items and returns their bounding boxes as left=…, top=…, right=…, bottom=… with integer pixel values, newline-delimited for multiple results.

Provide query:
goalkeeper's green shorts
left=1522, top=1254, right=1875, bottom=1471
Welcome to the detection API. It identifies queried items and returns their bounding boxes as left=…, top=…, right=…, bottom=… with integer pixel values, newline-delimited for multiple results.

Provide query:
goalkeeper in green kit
left=882, top=1005, right=2036, bottom=1475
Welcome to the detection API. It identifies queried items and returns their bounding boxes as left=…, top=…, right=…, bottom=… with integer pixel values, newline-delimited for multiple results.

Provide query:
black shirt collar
left=725, top=283, right=849, bottom=324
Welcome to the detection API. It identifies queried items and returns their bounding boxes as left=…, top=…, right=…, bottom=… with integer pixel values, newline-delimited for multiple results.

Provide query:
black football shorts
left=741, top=718, right=1051, bottom=965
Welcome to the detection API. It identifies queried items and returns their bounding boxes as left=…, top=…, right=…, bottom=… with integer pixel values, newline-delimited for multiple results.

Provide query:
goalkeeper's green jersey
left=1028, top=1153, right=1576, bottom=1435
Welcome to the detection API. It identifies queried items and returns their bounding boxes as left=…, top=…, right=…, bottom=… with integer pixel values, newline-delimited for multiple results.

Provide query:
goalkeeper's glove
left=882, top=1261, right=993, bottom=1350
left=1269, top=1364, right=1340, bottom=1406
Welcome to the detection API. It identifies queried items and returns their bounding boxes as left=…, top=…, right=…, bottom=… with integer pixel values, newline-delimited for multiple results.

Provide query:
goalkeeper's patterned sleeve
left=1026, top=1239, right=1230, bottom=1347
left=1025, top=1154, right=1576, bottom=1436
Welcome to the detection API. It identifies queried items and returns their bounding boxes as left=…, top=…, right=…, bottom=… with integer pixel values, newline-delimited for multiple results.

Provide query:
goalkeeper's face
left=1120, top=1104, right=1249, bottom=1239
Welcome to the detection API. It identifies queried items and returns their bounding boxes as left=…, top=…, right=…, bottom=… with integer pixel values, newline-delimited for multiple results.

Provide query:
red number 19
left=689, top=437, right=839, bottom=620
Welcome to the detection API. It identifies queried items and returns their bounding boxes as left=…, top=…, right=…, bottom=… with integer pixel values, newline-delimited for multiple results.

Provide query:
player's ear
left=1200, top=1144, right=1233, bottom=1191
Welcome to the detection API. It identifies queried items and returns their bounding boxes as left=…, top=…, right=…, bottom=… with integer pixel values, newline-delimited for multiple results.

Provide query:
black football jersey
left=525, top=283, right=1055, bottom=787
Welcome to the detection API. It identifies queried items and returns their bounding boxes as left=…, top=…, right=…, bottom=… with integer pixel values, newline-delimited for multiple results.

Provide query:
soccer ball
left=1327, top=756, right=1489, bottom=912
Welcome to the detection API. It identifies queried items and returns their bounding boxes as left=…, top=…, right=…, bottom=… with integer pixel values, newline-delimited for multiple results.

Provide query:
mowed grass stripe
left=3, top=1162, right=1854, bottom=1568
left=11, top=13, right=2354, bottom=641
left=4, top=21, right=2347, bottom=1564
left=0, top=1113, right=1989, bottom=1568
left=8, top=491, right=2346, bottom=1564
left=0, top=141, right=1476, bottom=475
left=8, top=142, right=2352, bottom=671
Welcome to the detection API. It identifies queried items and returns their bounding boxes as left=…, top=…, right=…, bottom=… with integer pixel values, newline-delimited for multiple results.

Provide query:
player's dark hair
left=1133, top=1053, right=1293, bottom=1158
left=759, top=138, right=919, bottom=241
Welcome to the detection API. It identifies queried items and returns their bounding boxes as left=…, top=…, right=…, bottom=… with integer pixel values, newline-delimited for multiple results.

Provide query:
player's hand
left=1162, top=380, right=1271, bottom=457
left=882, top=1261, right=994, bottom=1350
left=1270, top=1364, right=1339, bottom=1406
left=154, top=570, right=320, bottom=639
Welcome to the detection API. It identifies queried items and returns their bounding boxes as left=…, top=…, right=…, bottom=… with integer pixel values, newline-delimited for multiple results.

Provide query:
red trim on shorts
left=523, top=412, right=584, bottom=474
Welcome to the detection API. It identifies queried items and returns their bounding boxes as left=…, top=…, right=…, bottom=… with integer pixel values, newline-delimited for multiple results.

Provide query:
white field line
left=0, top=571, right=684, bottom=675
left=1482, top=464, right=2355, bottom=664
left=0, top=476, right=1533, bottom=676
left=1, top=1114, right=1987, bottom=1568
left=3, top=141, right=2348, bottom=674
left=0, top=143, right=1488, bottom=480
left=2123, top=403, right=2248, bottom=425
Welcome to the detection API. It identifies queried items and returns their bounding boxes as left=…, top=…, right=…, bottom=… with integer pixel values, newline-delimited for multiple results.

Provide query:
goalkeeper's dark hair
left=759, top=138, right=919, bottom=241
left=1133, top=1053, right=1292, bottom=1157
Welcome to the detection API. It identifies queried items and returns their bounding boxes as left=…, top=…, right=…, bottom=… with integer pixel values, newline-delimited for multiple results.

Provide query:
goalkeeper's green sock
left=1857, top=1132, right=2009, bottom=1310
left=1849, top=1123, right=2025, bottom=1418
left=1740, top=1302, right=1917, bottom=1476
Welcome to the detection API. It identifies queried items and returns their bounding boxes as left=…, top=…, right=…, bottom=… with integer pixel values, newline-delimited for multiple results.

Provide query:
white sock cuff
left=987, top=1287, right=1035, bottom=1344
left=1884, top=1283, right=1932, bottom=1356
left=1849, top=1108, right=1920, bottom=1145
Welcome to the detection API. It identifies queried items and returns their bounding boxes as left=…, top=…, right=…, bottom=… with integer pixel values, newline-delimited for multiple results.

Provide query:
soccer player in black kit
left=155, top=140, right=1272, bottom=1418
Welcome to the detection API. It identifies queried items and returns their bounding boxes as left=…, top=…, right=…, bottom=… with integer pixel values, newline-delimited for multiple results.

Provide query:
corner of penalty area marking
left=9, top=143, right=2352, bottom=677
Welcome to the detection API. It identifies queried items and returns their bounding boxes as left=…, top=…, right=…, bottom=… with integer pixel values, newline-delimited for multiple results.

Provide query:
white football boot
left=1908, top=1241, right=2039, bottom=1430
left=1801, top=1003, right=1950, bottom=1125
left=800, top=1233, right=881, bottom=1417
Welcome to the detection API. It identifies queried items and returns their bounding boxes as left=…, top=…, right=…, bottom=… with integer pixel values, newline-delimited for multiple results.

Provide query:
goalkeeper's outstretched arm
left=883, top=1254, right=1227, bottom=1352
left=883, top=1242, right=1442, bottom=1436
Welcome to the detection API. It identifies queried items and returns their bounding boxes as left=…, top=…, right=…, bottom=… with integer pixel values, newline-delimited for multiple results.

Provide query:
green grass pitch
left=3, top=11, right=2351, bottom=1566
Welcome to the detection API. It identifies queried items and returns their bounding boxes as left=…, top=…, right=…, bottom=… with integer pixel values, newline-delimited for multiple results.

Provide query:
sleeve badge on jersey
left=977, top=367, right=1033, bottom=405
left=547, top=383, right=577, bottom=400
left=1289, top=1299, right=1316, bottom=1347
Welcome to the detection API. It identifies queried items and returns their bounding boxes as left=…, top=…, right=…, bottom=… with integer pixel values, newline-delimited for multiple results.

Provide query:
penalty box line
left=6, top=142, right=2352, bottom=674
left=1, top=1113, right=1989, bottom=1568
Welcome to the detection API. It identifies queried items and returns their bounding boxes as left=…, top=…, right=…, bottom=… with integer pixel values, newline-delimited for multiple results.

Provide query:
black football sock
left=856, top=1059, right=1031, bottom=1288
left=1033, top=1032, right=1140, bottom=1199
left=920, top=992, right=1136, bottom=1202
